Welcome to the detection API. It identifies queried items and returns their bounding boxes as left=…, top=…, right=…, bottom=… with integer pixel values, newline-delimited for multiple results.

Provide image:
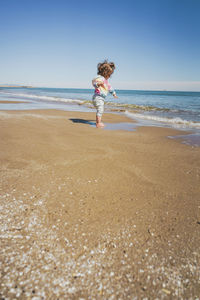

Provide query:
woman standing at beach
left=92, top=60, right=118, bottom=128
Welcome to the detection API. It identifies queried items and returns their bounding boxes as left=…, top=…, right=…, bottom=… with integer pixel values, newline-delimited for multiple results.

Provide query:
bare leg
left=96, top=115, right=104, bottom=128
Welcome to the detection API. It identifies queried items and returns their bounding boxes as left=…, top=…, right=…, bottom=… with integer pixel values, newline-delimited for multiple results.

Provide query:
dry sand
left=0, top=109, right=200, bottom=299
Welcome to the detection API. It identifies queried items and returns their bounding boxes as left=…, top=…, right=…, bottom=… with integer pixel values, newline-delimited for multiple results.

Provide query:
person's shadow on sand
left=69, top=118, right=96, bottom=126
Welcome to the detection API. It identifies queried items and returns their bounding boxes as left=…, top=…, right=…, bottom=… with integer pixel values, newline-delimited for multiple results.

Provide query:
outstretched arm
left=109, top=84, right=118, bottom=98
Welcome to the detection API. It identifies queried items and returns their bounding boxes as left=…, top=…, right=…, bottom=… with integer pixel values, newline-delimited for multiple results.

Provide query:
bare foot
left=96, top=122, right=105, bottom=128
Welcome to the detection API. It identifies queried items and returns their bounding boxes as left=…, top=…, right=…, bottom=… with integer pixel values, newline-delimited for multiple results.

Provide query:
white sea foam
left=0, top=91, right=84, bottom=104
left=125, top=111, right=200, bottom=129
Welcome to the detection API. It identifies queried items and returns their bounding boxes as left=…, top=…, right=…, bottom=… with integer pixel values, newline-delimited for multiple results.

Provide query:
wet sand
left=0, top=109, right=200, bottom=299
left=0, top=100, right=28, bottom=104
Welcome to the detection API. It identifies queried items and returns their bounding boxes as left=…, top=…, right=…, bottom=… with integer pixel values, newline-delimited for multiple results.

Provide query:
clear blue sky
left=0, top=0, right=200, bottom=91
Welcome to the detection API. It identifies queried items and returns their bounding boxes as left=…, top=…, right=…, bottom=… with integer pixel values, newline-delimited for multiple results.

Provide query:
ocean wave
left=0, top=91, right=84, bottom=105
left=1, top=90, right=198, bottom=114
left=125, top=111, right=200, bottom=129
left=106, top=101, right=171, bottom=112
left=0, top=91, right=180, bottom=112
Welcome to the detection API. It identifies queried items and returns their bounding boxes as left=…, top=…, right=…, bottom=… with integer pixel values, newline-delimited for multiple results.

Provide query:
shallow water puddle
left=91, top=122, right=137, bottom=131
left=168, top=133, right=200, bottom=147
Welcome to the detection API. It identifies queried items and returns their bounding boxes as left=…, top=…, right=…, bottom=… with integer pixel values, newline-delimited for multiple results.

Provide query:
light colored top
left=92, top=75, right=116, bottom=99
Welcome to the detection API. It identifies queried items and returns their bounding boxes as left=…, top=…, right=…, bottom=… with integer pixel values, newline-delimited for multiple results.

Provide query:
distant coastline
left=0, top=84, right=34, bottom=89
left=0, top=85, right=34, bottom=88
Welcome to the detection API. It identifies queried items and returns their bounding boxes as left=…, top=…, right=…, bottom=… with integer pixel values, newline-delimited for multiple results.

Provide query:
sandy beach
left=0, top=109, right=200, bottom=299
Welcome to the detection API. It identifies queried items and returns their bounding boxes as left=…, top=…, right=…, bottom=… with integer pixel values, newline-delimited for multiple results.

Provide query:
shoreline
left=1, top=109, right=200, bottom=298
left=0, top=88, right=200, bottom=136
left=0, top=100, right=28, bottom=104
left=0, top=97, right=200, bottom=146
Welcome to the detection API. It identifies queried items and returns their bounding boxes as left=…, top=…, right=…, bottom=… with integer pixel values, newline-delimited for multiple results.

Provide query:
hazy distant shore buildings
left=0, top=85, right=34, bottom=88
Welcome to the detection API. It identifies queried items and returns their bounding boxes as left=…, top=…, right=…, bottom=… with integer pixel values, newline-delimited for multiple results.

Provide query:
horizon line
left=0, top=84, right=200, bottom=93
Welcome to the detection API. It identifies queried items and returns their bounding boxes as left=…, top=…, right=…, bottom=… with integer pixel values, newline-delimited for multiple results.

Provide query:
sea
left=0, top=87, right=200, bottom=145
